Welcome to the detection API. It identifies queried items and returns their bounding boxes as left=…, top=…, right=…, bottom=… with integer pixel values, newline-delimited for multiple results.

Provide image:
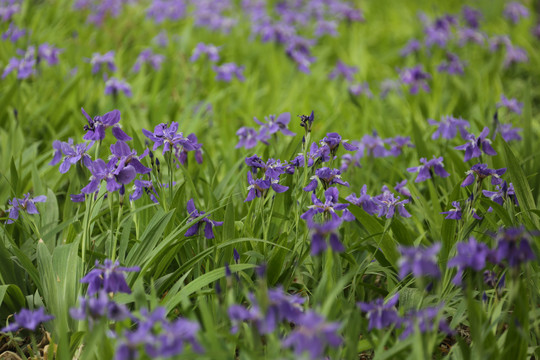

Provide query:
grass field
left=1, top=0, right=539, bottom=359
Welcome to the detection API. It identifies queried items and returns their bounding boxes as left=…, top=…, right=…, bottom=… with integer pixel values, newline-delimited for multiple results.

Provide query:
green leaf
left=163, top=264, right=255, bottom=312
left=0, top=284, right=26, bottom=321
left=502, top=141, right=538, bottom=228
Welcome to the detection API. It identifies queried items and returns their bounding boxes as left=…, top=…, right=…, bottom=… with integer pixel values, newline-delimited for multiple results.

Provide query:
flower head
left=399, top=65, right=431, bottom=94
left=497, top=95, right=523, bottom=115
left=82, top=108, right=131, bottom=141
left=105, top=77, right=132, bottom=97
left=1, top=308, right=54, bottom=333
left=303, top=167, right=349, bottom=192
left=448, top=237, right=491, bottom=285
left=90, top=51, right=116, bottom=74
left=493, top=227, right=537, bottom=268
left=428, top=115, right=470, bottom=140
left=455, top=127, right=497, bottom=162
left=357, top=294, right=400, bottom=330
left=132, top=49, right=164, bottom=73
left=407, top=156, right=450, bottom=182
left=398, top=243, right=441, bottom=279
left=80, top=259, right=140, bottom=296
left=328, top=60, right=357, bottom=82
left=184, top=199, right=224, bottom=239
left=440, top=201, right=462, bottom=220
left=213, top=62, right=245, bottom=82
left=503, top=2, right=529, bottom=24
left=282, top=311, right=342, bottom=359
left=461, top=163, right=506, bottom=187
left=190, top=43, right=220, bottom=62
left=5, top=193, right=47, bottom=224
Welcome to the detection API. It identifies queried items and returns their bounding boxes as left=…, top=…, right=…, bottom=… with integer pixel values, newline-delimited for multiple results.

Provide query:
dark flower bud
left=299, top=111, right=315, bottom=133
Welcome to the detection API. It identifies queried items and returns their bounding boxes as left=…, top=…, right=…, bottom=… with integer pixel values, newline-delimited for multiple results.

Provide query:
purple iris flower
left=428, top=115, right=470, bottom=140
left=244, top=154, right=266, bottom=173
left=254, top=112, right=296, bottom=140
left=461, top=163, right=506, bottom=187
left=357, top=293, right=400, bottom=330
left=177, top=133, right=203, bottom=165
left=90, top=51, right=116, bottom=74
left=339, top=153, right=360, bottom=173
left=1, top=23, right=26, bottom=43
left=213, top=62, right=245, bottom=82
left=190, top=43, right=220, bottom=62
left=448, top=237, right=491, bottom=285
left=314, top=19, right=338, bottom=37
left=503, top=2, right=529, bottom=24
left=81, top=158, right=136, bottom=194
left=301, top=187, right=353, bottom=222
left=1, top=308, right=54, bottom=333
left=346, top=185, right=379, bottom=215
left=424, top=15, right=456, bottom=48
left=82, top=108, right=131, bottom=141
left=0, top=2, right=20, bottom=22
left=305, top=216, right=344, bottom=255
left=328, top=60, right=358, bottom=82
left=5, top=193, right=47, bottom=224
left=2, top=48, right=35, bottom=79
left=132, top=49, right=164, bottom=73
left=398, top=243, right=441, bottom=279
left=80, top=259, right=139, bottom=296
left=320, top=132, right=358, bottom=158
left=143, top=122, right=198, bottom=164
left=400, top=306, right=453, bottom=339
left=462, top=6, right=482, bottom=29
left=70, top=290, right=131, bottom=323
left=457, top=27, right=486, bottom=46
left=483, top=181, right=518, bottom=206
left=400, top=39, right=421, bottom=57
left=441, top=201, right=462, bottom=220
left=395, top=180, right=411, bottom=198
left=111, top=141, right=151, bottom=174
left=357, top=132, right=387, bottom=158
left=372, top=188, right=411, bottom=218
left=245, top=171, right=271, bottom=202
left=236, top=127, right=258, bottom=149
left=504, top=45, right=528, bottom=68
left=455, top=127, right=497, bottom=162
left=105, top=77, right=132, bottom=97
left=146, top=0, right=186, bottom=23
left=437, top=52, right=466, bottom=75
left=496, top=123, right=522, bottom=142
left=399, top=66, right=431, bottom=94
left=285, top=35, right=316, bottom=73
left=489, top=35, right=512, bottom=52
left=348, top=82, right=373, bottom=98
left=184, top=199, right=224, bottom=239
left=228, top=287, right=305, bottom=334
left=493, top=227, right=537, bottom=268
left=262, top=158, right=288, bottom=180
left=37, top=43, right=62, bottom=65
left=497, top=95, right=523, bottom=115
left=303, top=167, right=349, bottom=192
left=385, top=136, right=414, bottom=157
left=153, top=30, right=168, bottom=47
left=130, top=180, right=159, bottom=203
left=50, top=139, right=94, bottom=173
left=407, top=156, right=450, bottom=182
left=282, top=311, right=342, bottom=359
